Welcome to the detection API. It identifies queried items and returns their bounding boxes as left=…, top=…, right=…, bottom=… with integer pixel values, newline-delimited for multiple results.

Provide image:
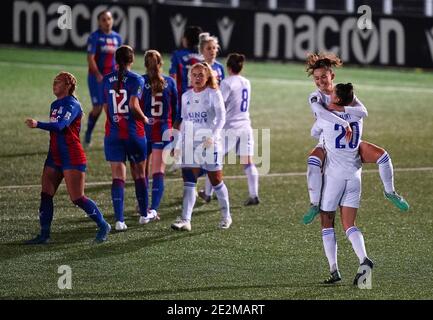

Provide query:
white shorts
left=320, top=173, right=362, bottom=212
left=181, top=140, right=223, bottom=172
left=224, top=126, right=254, bottom=157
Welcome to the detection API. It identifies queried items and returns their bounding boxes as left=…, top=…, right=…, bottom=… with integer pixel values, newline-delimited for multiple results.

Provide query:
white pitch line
left=1, top=167, right=432, bottom=191
left=1, top=60, right=433, bottom=94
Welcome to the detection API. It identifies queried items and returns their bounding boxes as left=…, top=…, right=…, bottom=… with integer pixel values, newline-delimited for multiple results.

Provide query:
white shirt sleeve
left=309, top=95, right=349, bottom=127
left=211, top=90, right=226, bottom=139
left=344, top=95, right=368, bottom=118
left=220, top=80, right=231, bottom=104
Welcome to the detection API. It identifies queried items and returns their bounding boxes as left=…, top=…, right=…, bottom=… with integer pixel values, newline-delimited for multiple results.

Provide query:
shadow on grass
left=0, top=224, right=219, bottom=263
left=1, top=281, right=353, bottom=299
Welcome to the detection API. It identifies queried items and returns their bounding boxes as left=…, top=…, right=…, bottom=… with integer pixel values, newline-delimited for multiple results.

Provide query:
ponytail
left=115, top=45, right=135, bottom=93
left=144, top=50, right=165, bottom=95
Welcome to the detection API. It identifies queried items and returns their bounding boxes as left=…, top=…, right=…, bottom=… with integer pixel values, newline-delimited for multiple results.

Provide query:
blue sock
left=151, top=173, right=165, bottom=210
left=73, top=196, right=106, bottom=228
left=111, top=179, right=125, bottom=222
left=134, top=178, right=148, bottom=217
left=85, top=113, right=98, bottom=143
left=39, top=192, right=53, bottom=238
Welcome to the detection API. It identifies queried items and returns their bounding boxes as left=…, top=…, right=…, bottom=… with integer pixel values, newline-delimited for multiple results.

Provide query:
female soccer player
left=315, top=83, right=373, bottom=285
left=25, top=72, right=111, bottom=244
left=140, top=50, right=179, bottom=218
left=171, top=62, right=231, bottom=231
left=302, top=52, right=409, bottom=224
left=199, top=53, right=260, bottom=206
left=103, top=45, right=157, bottom=231
left=198, top=32, right=225, bottom=84
left=169, top=25, right=203, bottom=111
left=168, top=26, right=203, bottom=173
left=84, top=10, right=122, bottom=147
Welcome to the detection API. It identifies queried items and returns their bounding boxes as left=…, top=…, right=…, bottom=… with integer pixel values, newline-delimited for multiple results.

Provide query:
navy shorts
left=88, top=74, right=104, bottom=106
left=44, top=156, right=86, bottom=172
left=104, top=136, right=148, bottom=163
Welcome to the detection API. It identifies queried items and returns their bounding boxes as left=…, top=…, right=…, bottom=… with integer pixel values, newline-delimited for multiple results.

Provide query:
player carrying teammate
left=303, top=52, right=409, bottom=225
left=315, top=83, right=374, bottom=285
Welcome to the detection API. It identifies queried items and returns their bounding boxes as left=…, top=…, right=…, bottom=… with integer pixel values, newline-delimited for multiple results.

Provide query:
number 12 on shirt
left=109, top=89, right=129, bottom=114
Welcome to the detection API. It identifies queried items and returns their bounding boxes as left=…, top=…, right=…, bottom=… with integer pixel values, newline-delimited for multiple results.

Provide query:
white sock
left=377, top=152, right=395, bottom=194
left=244, top=164, right=259, bottom=198
left=182, top=182, right=196, bottom=221
left=346, top=226, right=367, bottom=264
left=213, top=181, right=231, bottom=219
left=205, top=176, right=214, bottom=196
left=307, top=156, right=322, bottom=206
left=322, top=228, right=338, bottom=272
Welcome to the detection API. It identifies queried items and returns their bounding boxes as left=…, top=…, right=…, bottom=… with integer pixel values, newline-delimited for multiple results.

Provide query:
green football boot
left=302, top=204, right=320, bottom=225
left=384, top=191, right=409, bottom=212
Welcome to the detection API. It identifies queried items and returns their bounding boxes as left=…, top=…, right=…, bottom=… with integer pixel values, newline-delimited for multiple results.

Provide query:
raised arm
left=344, top=95, right=368, bottom=118
left=309, top=95, right=349, bottom=128
left=26, top=104, right=80, bottom=132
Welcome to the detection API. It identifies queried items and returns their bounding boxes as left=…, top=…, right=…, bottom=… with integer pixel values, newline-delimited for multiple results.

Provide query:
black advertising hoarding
left=2, top=0, right=433, bottom=68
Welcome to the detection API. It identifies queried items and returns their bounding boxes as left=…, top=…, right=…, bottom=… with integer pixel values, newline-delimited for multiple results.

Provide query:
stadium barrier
left=2, top=0, right=433, bottom=68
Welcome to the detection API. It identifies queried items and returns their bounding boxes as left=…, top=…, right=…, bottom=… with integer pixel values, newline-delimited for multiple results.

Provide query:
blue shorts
left=44, top=156, right=86, bottom=173
left=104, top=136, right=148, bottom=163
left=88, top=74, right=104, bottom=106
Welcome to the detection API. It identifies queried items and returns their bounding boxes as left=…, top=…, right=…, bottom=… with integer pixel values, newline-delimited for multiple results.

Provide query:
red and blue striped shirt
left=103, top=70, right=145, bottom=139
left=37, top=96, right=86, bottom=167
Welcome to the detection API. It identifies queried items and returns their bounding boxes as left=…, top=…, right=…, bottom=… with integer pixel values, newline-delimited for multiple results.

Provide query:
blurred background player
left=199, top=53, right=260, bottom=205
left=198, top=32, right=225, bottom=85
left=103, top=45, right=158, bottom=232
left=171, top=62, right=231, bottom=232
left=141, top=50, right=179, bottom=218
left=315, top=83, right=374, bottom=285
left=84, top=10, right=122, bottom=147
left=302, top=52, right=409, bottom=225
left=168, top=25, right=203, bottom=173
left=25, top=72, right=111, bottom=244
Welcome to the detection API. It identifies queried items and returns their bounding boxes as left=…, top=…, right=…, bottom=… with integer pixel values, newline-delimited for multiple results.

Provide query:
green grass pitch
left=0, top=47, right=432, bottom=299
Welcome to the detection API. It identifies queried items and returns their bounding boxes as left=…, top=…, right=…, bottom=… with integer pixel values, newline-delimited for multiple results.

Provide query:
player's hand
left=345, top=124, right=352, bottom=142
left=25, top=118, right=37, bottom=128
left=143, top=116, right=149, bottom=124
left=203, top=137, right=213, bottom=148
left=328, top=103, right=345, bottom=112
left=96, top=73, right=104, bottom=83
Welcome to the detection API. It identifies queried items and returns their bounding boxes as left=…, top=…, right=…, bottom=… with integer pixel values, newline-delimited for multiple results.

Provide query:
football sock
left=377, top=152, right=395, bottom=194
left=111, top=179, right=125, bottom=222
left=205, top=176, right=214, bottom=197
left=213, top=181, right=231, bottom=220
left=244, top=164, right=259, bottom=198
left=182, top=182, right=196, bottom=221
left=73, top=196, right=106, bottom=228
left=307, top=156, right=322, bottom=206
left=346, top=226, right=367, bottom=264
left=322, top=228, right=338, bottom=272
left=134, top=178, right=148, bottom=217
left=85, top=113, right=98, bottom=143
left=39, top=192, right=54, bottom=238
left=151, top=172, right=164, bottom=211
